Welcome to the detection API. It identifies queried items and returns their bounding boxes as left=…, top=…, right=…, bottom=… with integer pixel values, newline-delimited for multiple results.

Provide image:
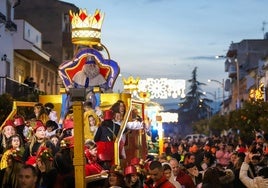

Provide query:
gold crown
left=69, top=9, right=105, bottom=46
left=123, top=76, right=140, bottom=86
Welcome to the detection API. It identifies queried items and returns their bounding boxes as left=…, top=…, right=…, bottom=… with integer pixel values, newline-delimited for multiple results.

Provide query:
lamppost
left=208, top=79, right=225, bottom=111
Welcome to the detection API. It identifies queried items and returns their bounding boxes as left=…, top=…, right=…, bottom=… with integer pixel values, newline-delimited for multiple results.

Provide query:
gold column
left=72, top=101, right=85, bottom=188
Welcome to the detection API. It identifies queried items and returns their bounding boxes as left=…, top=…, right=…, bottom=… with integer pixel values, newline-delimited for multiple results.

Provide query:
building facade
left=0, top=0, right=78, bottom=97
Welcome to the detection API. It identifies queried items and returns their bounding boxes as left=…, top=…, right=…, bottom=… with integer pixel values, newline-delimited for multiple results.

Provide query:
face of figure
left=11, top=136, right=21, bottom=149
left=3, top=125, right=16, bottom=138
left=34, top=106, right=41, bottom=116
left=108, top=173, right=119, bottom=186
left=35, top=126, right=46, bottom=139
left=203, top=156, right=210, bottom=164
left=89, top=147, right=97, bottom=157
left=18, top=167, right=38, bottom=188
left=83, top=64, right=100, bottom=79
left=148, top=167, right=163, bottom=183
left=188, top=155, right=196, bottom=164
left=88, top=116, right=96, bottom=127
left=163, top=169, right=172, bottom=180
left=187, top=166, right=199, bottom=177
left=114, top=112, right=122, bottom=122
left=130, top=174, right=139, bottom=184
left=119, top=102, right=125, bottom=114
left=230, top=153, right=237, bottom=164
left=50, top=137, right=59, bottom=146
left=169, top=159, right=180, bottom=176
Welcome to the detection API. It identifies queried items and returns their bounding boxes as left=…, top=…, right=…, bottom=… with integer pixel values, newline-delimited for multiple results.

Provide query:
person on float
left=0, top=134, right=24, bottom=170
left=144, top=160, right=176, bottom=188
left=53, top=139, right=75, bottom=188
left=86, top=114, right=99, bottom=140
left=32, top=103, right=50, bottom=124
left=104, top=165, right=126, bottom=188
left=129, top=157, right=148, bottom=184
left=83, top=101, right=100, bottom=141
left=84, top=139, right=108, bottom=176
left=23, top=120, right=56, bottom=166
left=36, top=146, right=58, bottom=188
left=0, top=119, right=16, bottom=157
left=13, top=115, right=28, bottom=144
left=111, top=100, right=145, bottom=159
left=45, top=120, right=58, bottom=138
left=94, top=109, right=120, bottom=170
left=124, top=165, right=143, bottom=188
left=44, top=102, right=58, bottom=123
left=0, top=148, right=24, bottom=188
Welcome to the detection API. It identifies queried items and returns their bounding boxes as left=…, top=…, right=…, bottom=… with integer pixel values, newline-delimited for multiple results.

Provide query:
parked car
left=184, top=134, right=208, bottom=143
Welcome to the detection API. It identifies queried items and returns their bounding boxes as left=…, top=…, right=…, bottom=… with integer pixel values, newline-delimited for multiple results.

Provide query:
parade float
left=1, top=8, right=149, bottom=187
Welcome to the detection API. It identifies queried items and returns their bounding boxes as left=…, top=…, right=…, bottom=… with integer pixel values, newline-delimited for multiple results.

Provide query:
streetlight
left=208, top=79, right=225, bottom=111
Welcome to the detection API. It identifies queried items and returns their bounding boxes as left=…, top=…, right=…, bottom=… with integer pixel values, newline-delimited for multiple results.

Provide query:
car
left=184, top=134, right=208, bottom=143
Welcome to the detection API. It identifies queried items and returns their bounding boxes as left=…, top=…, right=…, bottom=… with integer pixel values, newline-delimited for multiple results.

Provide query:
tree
left=178, top=67, right=212, bottom=133
left=0, top=93, right=13, bottom=125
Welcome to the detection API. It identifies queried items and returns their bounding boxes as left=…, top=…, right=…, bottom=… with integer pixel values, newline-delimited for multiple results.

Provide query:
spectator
left=18, top=164, right=38, bottom=188
left=144, top=160, right=175, bottom=188
left=162, top=162, right=182, bottom=188
left=239, top=153, right=268, bottom=188
left=169, top=158, right=195, bottom=188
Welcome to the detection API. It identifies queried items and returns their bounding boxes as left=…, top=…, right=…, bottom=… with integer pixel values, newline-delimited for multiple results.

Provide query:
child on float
left=0, top=148, right=24, bottom=188
left=36, top=146, right=58, bottom=188
left=33, top=103, right=50, bottom=124
left=124, top=165, right=143, bottom=188
left=23, top=120, right=56, bottom=166
left=87, top=115, right=98, bottom=140
left=84, top=139, right=108, bottom=176
left=0, top=134, right=24, bottom=170
left=94, top=109, right=120, bottom=170
left=0, top=120, right=16, bottom=156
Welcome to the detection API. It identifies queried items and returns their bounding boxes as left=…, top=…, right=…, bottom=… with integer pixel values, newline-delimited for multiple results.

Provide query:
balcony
left=228, top=64, right=237, bottom=78
left=5, top=20, right=17, bottom=32
left=0, top=12, right=6, bottom=24
left=0, top=76, right=45, bottom=101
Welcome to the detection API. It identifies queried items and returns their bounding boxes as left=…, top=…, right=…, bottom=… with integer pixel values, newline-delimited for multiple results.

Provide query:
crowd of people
left=0, top=99, right=268, bottom=188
